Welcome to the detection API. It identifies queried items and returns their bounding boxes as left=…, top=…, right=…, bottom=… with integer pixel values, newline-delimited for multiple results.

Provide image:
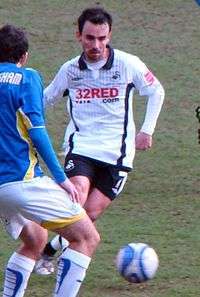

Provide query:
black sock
left=43, top=242, right=57, bottom=257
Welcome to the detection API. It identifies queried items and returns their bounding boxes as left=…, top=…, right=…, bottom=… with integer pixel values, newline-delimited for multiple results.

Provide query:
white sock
left=51, top=235, right=69, bottom=251
left=3, top=252, right=35, bottom=297
left=59, top=236, right=69, bottom=251
left=51, top=235, right=62, bottom=251
left=54, top=248, right=91, bottom=297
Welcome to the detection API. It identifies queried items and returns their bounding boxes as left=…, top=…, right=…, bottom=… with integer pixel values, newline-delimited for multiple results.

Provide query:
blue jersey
left=0, top=62, right=44, bottom=185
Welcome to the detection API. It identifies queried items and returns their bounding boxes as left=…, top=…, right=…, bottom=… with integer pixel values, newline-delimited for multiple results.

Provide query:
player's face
left=77, top=21, right=111, bottom=62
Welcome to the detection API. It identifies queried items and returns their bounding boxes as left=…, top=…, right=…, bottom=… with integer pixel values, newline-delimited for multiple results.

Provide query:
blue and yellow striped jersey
left=0, top=62, right=44, bottom=185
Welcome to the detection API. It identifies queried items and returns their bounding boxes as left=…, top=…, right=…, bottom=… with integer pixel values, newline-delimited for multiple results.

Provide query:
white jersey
left=44, top=47, right=164, bottom=170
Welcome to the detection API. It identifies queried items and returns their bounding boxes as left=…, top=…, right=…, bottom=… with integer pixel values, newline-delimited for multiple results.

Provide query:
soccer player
left=34, top=6, right=165, bottom=274
left=0, top=24, right=100, bottom=297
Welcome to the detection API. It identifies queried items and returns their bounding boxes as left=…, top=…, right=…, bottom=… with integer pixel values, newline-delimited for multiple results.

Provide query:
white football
left=115, top=242, right=159, bottom=283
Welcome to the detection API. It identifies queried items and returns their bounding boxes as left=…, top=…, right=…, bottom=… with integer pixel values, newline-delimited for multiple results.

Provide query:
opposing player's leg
left=3, top=221, right=48, bottom=297
left=0, top=176, right=100, bottom=297
left=85, top=166, right=128, bottom=221
left=53, top=216, right=100, bottom=297
left=83, top=187, right=112, bottom=221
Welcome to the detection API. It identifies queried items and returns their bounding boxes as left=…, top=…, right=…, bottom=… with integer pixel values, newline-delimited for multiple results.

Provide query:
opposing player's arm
left=140, top=85, right=165, bottom=136
left=44, top=63, right=69, bottom=107
left=132, top=57, right=165, bottom=136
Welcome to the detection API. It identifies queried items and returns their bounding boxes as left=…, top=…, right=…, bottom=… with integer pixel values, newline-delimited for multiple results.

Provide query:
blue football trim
left=120, top=245, right=134, bottom=275
left=139, top=245, right=149, bottom=281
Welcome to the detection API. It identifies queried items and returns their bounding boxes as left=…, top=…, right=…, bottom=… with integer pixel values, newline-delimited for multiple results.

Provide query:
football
left=115, top=242, right=159, bottom=283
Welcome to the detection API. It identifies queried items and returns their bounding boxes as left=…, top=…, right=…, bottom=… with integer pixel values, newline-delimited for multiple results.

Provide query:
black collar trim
left=78, top=45, right=114, bottom=70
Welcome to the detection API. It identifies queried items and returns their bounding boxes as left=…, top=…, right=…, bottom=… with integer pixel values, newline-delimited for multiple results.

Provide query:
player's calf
left=54, top=216, right=100, bottom=297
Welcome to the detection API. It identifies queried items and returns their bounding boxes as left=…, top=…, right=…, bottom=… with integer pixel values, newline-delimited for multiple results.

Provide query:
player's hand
left=59, top=178, right=79, bottom=202
left=135, top=131, right=152, bottom=150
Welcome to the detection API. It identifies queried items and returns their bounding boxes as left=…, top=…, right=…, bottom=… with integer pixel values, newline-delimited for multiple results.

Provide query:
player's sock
left=54, top=248, right=91, bottom=297
left=3, top=252, right=35, bottom=297
left=59, top=236, right=69, bottom=252
left=43, top=235, right=69, bottom=257
left=43, top=235, right=60, bottom=256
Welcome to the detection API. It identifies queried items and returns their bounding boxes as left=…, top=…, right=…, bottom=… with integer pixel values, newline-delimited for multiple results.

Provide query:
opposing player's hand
left=59, top=178, right=79, bottom=202
left=135, top=131, right=152, bottom=150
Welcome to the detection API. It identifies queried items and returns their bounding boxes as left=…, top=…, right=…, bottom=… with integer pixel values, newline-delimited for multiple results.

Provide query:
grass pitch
left=0, top=1, right=200, bottom=296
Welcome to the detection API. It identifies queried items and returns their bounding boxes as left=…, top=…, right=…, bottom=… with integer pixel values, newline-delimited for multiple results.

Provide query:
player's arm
left=132, top=57, right=165, bottom=150
left=28, top=127, right=78, bottom=201
left=139, top=82, right=165, bottom=136
left=21, top=69, right=78, bottom=201
left=136, top=85, right=164, bottom=150
left=44, top=63, right=69, bottom=107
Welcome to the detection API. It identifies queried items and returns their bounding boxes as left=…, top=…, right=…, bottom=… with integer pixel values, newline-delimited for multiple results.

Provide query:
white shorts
left=0, top=176, right=86, bottom=239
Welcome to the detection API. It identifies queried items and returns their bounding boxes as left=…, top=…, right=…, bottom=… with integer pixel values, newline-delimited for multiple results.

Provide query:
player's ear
left=17, top=52, right=28, bottom=67
left=107, top=31, right=112, bottom=42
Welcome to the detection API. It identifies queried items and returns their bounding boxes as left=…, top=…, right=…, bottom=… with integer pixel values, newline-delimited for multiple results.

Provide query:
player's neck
left=85, top=58, right=107, bottom=70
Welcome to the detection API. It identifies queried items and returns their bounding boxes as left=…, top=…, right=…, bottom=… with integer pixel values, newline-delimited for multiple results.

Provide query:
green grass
left=1, top=0, right=200, bottom=296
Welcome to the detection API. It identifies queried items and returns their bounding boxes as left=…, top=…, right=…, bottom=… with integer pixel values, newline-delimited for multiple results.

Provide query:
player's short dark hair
left=78, top=7, right=112, bottom=33
left=0, top=24, right=29, bottom=63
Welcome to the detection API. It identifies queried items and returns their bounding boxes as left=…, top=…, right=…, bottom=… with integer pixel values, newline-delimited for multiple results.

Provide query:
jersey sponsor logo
left=103, top=97, right=119, bottom=103
left=0, top=72, right=22, bottom=85
left=144, top=71, right=155, bottom=85
left=65, top=159, right=75, bottom=171
left=75, top=87, right=119, bottom=103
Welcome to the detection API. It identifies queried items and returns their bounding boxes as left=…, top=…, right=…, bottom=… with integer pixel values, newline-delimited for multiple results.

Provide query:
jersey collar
left=78, top=45, right=114, bottom=70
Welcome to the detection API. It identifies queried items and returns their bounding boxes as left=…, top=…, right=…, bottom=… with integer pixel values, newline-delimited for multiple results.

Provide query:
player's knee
left=77, top=222, right=100, bottom=253
left=84, top=192, right=112, bottom=221
left=85, top=205, right=102, bottom=222
left=29, top=232, right=47, bottom=252
left=78, top=185, right=88, bottom=201
left=20, top=223, right=48, bottom=255
left=87, top=209, right=98, bottom=222
left=81, top=227, right=100, bottom=255
left=89, top=227, right=101, bottom=250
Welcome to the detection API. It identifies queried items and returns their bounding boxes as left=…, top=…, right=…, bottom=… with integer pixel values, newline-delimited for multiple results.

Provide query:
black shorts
left=64, top=153, right=129, bottom=200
